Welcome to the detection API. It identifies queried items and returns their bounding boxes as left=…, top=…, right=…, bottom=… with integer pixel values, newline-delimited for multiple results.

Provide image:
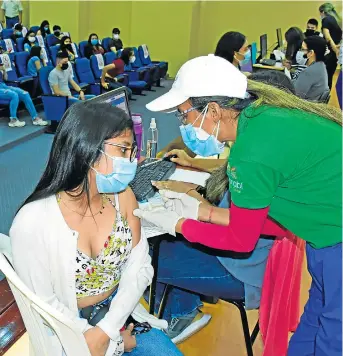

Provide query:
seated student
left=294, top=36, right=329, bottom=101
left=84, top=33, right=104, bottom=59
left=27, top=45, right=46, bottom=77
left=49, top=25, right=62, bottom=46
left=10, top=22, right=23, bottom=42
left=10, top=101, right=183, bottom=356
left=100, top=47, right=133, bottom=98
left=304, top=18, right=322, bottom=37
left=37, top=20, right=51, bottom=38
left=60, top=35, right=76, bottom=63
left=109, top=27, right=123, bottom=52
left=0, top=61, right=47, bottom=127
left=23, top=30, right=38, bottom=52
left=283, top=27, right=307, bottom=80
left=215, top=31, right=250, bottom=69
left=48, top=51, right=94, bottom=105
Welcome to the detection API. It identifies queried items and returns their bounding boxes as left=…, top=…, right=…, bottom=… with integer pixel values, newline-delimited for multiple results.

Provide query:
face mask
left=54, top=31, right=61, bottom=37
left=65, top=43, right=73, bottom=51
left=28, top=36, right=36, bottom=43
left=238, top=50, right=251, bottom=67
left=91, top=39, right=98, bottom=46
left=320, top=14, right=325, bottom=20
left=44, top=26, right=49, bottom=32
left=305, top=29, right=316, bottom=37
left=129, top=56, right=136, bottom=63
left=15, top=31, right=21, bottom=37
left=61, top=63, right=69, bottom=70
left=92, top=153, right=137, bottom=193
left=179, top=105, right=225, bottom=157
left=113, top=34, right=119, bottom=40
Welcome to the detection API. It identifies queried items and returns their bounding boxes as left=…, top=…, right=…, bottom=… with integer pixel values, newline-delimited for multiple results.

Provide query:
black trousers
left=324, top=51, right=338, bottom=89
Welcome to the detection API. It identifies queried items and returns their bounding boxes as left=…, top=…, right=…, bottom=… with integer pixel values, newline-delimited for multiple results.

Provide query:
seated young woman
left=23, top=30, right=38, bottom=52
left=10, top=102, right=183, bottom=356
left=84, top=33, right=105, bottom=59
left=60, top=35, right=77, bottom=63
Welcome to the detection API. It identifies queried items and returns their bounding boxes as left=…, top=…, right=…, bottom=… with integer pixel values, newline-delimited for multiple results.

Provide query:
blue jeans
left=68, top=94, right=95, bottom=106
left=288, top=243, right=342, bottom=356
left=127, top=328, right=182, bottom=355
left=0, top=83, right=37, bottom=119
left=148, top=240, right=245, bottom=321
left=6, top=15, right=19, bottom=29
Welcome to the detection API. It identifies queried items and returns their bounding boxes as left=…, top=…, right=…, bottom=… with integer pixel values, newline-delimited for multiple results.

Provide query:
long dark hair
left=23, top=31, right=35, bottom=46
left=285, top=27, right=304, bottom=62
left=88, top=33, right=100, bottom=46
left=39, top=20, right=51, bottom=38
left=60, top=36, right=74, bottom=54
left=22, top=102, right=134, bottom=209
left=27, top=46, right=42, bottom=63
left=215, top=31, right=246, bottom=63
left=120, top=47, right=133, bottom=65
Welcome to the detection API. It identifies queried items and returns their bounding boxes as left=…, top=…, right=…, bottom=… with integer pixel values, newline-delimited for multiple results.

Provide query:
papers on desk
left=273, top=49, right=285, bottom=61
left=169, top=169, right=211, bottom=187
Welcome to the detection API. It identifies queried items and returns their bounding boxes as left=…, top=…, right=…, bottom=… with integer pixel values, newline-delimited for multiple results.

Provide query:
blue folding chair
left=38, top=66, right=69, bottom=132
left=78, top=41, right=88, bottom=57
left=102, top=37, right=112, bottom=52
left=75, top=58, right=102, bottom=95
left=16, top=37, right=25, bottom=52
left=49, top=45, right=59, bottom=66
left=2, top=29, right=13, bottom=39
left=132, top=47, right=159, bottom=87
left=104, top=51, right=116, bottom=65
left=30, top=26, right=40, bottom=34
left=0, top=39, right=16, bottom=61
left=70, top=63, right=89, bottom=93
left=138, top=45, right=168, bottom=78
left=46, top=34, right=60, bottom=48
left=15, top=51, right=29, bottom=77
left=1, top=56, right=33, bottom=87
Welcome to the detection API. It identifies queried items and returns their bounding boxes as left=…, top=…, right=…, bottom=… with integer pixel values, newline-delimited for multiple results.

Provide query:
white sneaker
left=8, top=119, right=26, bottom=127
left=32, top=117, right=49, bottom=126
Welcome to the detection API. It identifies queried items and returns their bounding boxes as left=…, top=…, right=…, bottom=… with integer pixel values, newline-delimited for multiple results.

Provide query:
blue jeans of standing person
left=0, top=84, right=38, bottom=120
left=68, top=94, right=95, bottom=106
left=147, top=240, right=245, bottom=321
left=288, top=243, right=342, bottom=356
left=6, top=15, right=19, bottom=29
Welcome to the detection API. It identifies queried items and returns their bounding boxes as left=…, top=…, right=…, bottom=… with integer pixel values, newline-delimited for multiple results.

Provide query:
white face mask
left=28, top=36, right=36, bottom=43
left=130, top=56, right=136, bottom=63
left=113, top=34, right=119, bottom=40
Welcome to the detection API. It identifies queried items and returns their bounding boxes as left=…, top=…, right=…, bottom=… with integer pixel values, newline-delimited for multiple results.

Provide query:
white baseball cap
left=146, top=54, right=248, bottom=112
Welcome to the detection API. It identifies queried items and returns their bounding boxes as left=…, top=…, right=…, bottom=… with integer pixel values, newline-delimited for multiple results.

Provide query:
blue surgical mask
left=44, top=26, right=49, bottom=31
left=91, top=39, right=98, bottom=46
left=15, top=31, right=21, bottom=36
left=92, top=152, right=137, bottom=193
left=239, top=50, right=251, bottom=66
left=179, top=105, right=225, bottom=157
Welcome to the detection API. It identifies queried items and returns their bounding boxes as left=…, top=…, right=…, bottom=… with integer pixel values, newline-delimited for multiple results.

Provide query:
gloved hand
left=160, top=190, right=200, bottom=221
left=133, top=206, right=181, bottom=237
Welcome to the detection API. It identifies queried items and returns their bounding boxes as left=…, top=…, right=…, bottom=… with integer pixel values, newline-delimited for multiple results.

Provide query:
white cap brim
left=146, top=89, right=189, bottom=112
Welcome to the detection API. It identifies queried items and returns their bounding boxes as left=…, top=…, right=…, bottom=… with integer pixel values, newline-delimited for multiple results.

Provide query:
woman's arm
left=322, top=28, right=339, bottom=56
left=37, top=30, right=42, bottom=36
left=34, top=59, right=42, bottom=71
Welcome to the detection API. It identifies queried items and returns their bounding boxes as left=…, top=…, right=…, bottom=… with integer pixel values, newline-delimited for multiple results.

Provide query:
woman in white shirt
left=10, top=101, right=182, bottom=356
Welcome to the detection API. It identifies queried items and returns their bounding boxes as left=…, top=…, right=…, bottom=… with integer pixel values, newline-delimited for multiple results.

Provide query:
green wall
left=24, top=0, right=342, bottom=77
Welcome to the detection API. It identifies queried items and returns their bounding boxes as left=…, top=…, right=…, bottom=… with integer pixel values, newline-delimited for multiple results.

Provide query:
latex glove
left=160, top=190, right=200, bottom=221
left=133, top=206, right=181, bottom=236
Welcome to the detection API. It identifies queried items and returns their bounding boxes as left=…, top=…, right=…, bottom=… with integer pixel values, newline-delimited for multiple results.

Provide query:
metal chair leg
left=250, top=321, right=260, bottom=345
left=148, top=237, right=162, bottom=315
left=229, top=301, right=254, bottom=356
left=157, top=284, right=172, bottom=319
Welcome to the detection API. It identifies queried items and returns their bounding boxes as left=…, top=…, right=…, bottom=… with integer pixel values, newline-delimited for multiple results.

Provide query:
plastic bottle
left=132, top=114, right=143, bottom=160
left=146, top=118, right=158, bottom=159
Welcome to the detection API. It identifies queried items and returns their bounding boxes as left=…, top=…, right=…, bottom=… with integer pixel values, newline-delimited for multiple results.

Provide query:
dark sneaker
left=164, top=309, right=211, bottom=344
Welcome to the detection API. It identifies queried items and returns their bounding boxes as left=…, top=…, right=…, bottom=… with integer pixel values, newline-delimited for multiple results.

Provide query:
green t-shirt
left=227, top=105, right=342, bottom=249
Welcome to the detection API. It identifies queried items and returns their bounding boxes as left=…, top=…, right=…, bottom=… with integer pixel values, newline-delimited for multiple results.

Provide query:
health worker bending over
left=135, top=55, right=342, bottom=355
